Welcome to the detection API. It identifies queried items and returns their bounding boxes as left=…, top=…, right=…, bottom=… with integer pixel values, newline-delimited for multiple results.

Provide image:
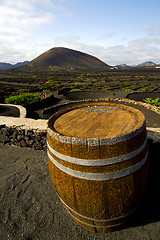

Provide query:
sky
left=0, top=0, right=160, bottom=66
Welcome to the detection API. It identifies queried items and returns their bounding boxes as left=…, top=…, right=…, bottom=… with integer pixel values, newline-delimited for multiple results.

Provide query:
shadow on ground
left=127, top=133, right=160, bottom=229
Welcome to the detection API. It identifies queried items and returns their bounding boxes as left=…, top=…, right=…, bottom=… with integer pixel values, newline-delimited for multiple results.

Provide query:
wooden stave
left=47, top=149, right=149, bottom=232
left=47, top=103, right=149, bottom=232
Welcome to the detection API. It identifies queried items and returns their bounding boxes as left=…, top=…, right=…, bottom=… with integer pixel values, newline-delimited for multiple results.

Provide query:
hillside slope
left=28, top=47, right=110, bottom=70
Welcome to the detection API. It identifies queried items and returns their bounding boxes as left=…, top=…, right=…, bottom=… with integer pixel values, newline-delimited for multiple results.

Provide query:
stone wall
left=0, top=125, right=47, bottom=150
left=1, top=124, right=159, bottom=152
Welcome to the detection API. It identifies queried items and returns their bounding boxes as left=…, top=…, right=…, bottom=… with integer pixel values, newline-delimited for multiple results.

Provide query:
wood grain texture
left=47, top=102, right=149, bottom=233
left=54, top=105, right=140, bottom=138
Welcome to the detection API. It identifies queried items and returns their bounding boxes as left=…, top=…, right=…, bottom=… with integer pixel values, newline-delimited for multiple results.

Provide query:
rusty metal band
left=47, top=150, right=148, bottom=181
left=59, top=196, right=137, bottom=223
left=47, top=120, right=146, bottom=146
left=47, top=138, right=147, bottom=166
left=69, top=211, right=127, bottom=229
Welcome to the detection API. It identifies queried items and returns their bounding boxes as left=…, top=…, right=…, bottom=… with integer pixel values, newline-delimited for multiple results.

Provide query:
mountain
left=115, top=64, right=130, bottom=68
left=115, top=61, right=157, bottom=68
left=0, top=61, right=29, bottom=70
left=136, top=61, right=156, bottom=67
left=14, top=61, right=29, bottom=68
left=0, top=63, right=13, bottom=70
left=28, top=47, right=110, bottom=71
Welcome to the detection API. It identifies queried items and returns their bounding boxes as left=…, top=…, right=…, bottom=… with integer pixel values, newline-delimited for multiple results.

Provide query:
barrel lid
left=48, top=103, right=145, bottom=141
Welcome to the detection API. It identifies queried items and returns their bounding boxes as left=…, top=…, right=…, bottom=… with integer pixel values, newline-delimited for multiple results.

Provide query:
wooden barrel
left=47, top=102, right=149, bottom=233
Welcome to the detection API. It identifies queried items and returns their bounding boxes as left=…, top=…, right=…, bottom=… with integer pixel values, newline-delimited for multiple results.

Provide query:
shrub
left=143, top=97, right=160, bottom=106
left=18, top=88, right=29, bottom=94
left=121, top=88, right=132, bottom=92
left=4, top=93, right=40, bottom=105
left=69, top=88, right=82, bottom=93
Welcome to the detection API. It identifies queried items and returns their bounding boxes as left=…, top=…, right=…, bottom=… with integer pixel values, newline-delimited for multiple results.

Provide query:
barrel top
left=49, top=103, right=145, bottom=140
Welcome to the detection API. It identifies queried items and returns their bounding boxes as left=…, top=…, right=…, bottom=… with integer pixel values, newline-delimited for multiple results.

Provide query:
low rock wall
left=1, top=124, right=160, bottom=152
left=0, top=125, right=47, bottom=150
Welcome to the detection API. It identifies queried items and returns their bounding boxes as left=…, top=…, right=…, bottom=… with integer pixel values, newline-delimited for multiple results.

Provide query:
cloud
left=54, top=36, right=160, bottom=66
left=0, top=0, right=65, bottom=63
left=0, top=1, right=160, bottom=66
left=103, top=38, right=160, bottom=65
left=147, top=24, right=160, bottom=36
left=96, top=32, right=116, bottom=41
left=1, top=30, right=160, bottom=65
left=0, top=1, right=55, bottom=34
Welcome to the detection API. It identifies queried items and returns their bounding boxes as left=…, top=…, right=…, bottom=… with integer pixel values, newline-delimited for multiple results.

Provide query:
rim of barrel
left=47, top=102, right=146, bottom=146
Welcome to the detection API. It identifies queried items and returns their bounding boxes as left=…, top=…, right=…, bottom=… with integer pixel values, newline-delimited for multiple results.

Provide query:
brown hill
left=28, top=47, right=110, bottom=71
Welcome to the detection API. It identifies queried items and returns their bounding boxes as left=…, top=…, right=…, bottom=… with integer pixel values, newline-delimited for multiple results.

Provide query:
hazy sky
left=0, top=0, right=160, bottom=66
